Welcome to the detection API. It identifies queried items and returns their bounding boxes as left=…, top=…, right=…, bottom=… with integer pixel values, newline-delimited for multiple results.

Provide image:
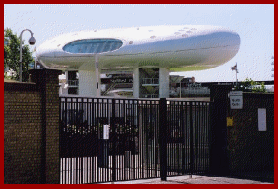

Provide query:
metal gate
left=59, top=96, right=211, bottom=184
left=166, top=100, right=211, bottom=176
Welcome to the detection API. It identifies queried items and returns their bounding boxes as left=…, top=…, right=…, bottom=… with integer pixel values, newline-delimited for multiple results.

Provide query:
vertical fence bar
left=111, top=99, right=116, bottom=181
left=185, top=102, right=189, bottom=173
left=80, top=98, right=84, bottom=184
left=59, top=98, right=62, bottom=184
left=196, top=102, right=199, bottom=174
left=189, top=101, right=194, bottom=177
left=168, top=101, right=172, bottom=176
left=181, top=102, right=185, bottom=175
left=207, top=102, right=211, bottom=172
left=159, top=98, right=167, bottom=181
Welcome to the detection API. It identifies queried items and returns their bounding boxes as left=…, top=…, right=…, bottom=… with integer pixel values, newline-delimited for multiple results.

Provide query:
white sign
left=258, top=108, right=267, bottom=131
left=103, top=125, right=110, bottom=139
left=229, top=91, right=243, bottom=109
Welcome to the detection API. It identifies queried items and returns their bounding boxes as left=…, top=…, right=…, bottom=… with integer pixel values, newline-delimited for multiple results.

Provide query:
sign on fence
left=229, top=91, right=243, bottom=109
left=227, top=117, right=233, bottom=127
left=103, top=125, right=110, bottom=139
left=258, top=108, right=267, bottom=131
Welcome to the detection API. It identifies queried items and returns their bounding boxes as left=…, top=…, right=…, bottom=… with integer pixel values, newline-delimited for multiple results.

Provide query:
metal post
left=111, top=99, right=116, bottom=181
left=189, top=101, right=194, bottom=178
left=231, top=63, right=239, bottom=88
left=19, top=34, right=23, bottom=82
left=159, top=98, right=167, bottom=181
left=95, top=55, right=100, bottom=97
left=180, top=81, right=182, bottom=98
left=236, top=65, right=238, bottom=87
left=19, top=29, right=35, bottom=82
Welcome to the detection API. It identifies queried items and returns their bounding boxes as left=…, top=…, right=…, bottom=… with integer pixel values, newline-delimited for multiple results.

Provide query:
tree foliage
left=4, top=28, right=34, bottom=82
left=236, top=78, right=266, bottom=93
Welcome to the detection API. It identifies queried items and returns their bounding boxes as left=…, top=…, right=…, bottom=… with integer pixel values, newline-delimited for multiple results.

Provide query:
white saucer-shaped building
left=36, top=25, right=240, bottom=98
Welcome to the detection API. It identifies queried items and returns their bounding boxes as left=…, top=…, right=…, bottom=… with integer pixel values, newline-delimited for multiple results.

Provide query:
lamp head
left=29, top=36, right=36, bottom=45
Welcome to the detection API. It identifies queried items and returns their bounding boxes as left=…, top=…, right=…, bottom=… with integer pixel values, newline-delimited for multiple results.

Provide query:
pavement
left=102, top=174, right=274, bottom=184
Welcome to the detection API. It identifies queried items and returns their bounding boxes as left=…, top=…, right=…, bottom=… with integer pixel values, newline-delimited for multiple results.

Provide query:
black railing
left=166, top=100, right=211, bottom=177
left=59, top=96, right=211, bottom=184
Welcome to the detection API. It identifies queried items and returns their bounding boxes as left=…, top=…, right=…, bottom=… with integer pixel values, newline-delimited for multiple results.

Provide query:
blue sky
left=4, top=4, right=274, bottom=82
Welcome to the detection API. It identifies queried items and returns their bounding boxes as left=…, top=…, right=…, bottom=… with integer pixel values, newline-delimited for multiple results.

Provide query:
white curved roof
left=36, top=25, right=240, bottom=70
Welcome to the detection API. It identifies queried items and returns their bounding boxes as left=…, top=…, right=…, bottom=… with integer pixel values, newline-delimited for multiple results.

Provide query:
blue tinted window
left=63, top=39, right=123, bottom=54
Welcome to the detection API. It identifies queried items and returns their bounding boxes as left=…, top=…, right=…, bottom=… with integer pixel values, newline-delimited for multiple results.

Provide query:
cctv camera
left=29, top=37, right=36, bottom=45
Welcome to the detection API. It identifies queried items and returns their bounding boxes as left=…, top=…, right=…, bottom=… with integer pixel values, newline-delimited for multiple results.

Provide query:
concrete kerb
left=100, top=175, right=273, bottom=184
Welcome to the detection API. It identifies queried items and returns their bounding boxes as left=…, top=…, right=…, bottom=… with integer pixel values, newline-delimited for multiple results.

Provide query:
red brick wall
left=4, top=83, right=42, bottom=183
left=4, top=69, right=62, bottom=184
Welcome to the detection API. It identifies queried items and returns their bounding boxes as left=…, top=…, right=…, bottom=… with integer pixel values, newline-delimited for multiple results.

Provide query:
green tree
left=4, top=28, right=34, bottom=82
left=236, top=78, right=266, bottom=93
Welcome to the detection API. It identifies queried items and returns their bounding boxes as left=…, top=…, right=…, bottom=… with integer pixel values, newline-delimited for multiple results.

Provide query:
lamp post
left=19, top=29, right=36, bottom=82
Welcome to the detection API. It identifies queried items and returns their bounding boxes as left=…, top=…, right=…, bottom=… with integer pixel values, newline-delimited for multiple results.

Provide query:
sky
left=4, top=4, right=274, bottom=82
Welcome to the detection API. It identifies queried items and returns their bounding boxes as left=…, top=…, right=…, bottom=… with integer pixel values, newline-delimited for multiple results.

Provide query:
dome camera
left=29, top=36, right=36, bottom=45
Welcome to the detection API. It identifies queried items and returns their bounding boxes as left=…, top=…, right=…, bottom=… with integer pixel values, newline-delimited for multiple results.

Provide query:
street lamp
left=19, top=29, right=36, bottom=82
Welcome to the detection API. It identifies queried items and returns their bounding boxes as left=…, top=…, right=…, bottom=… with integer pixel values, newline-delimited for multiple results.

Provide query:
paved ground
left=101, top=174, right=274, bottom=184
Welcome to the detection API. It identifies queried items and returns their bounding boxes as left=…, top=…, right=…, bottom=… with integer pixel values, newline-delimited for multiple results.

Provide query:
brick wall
left=42, top=70, right=61, bottom=184
left=4, top=69, right=62, bottom=184
left=227, top=93, right=274, bottom=175
left=4, top=83, right=42, bottom=183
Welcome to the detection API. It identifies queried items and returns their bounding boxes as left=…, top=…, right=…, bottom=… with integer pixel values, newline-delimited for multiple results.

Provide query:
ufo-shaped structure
left=36, top=25, right=240, bottom=98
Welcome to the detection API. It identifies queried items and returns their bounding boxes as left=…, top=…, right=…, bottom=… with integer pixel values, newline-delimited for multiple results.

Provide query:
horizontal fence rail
left=59, top=96, right=211, bottom=184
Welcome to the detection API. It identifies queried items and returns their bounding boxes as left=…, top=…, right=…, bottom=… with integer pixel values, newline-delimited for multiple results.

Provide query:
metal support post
left=159, top=98, right=167, bottom=181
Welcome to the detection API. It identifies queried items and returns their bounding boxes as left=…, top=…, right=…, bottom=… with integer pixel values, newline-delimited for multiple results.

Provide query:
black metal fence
left=59, top=96, right=211, bottom=184
left=166, top=100, right=211, bottom=177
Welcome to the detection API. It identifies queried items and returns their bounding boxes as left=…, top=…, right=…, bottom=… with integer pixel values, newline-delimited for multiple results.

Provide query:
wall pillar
left=209, top=84, right=232, bottom=176
left=30, top=68, right=62, bottom=184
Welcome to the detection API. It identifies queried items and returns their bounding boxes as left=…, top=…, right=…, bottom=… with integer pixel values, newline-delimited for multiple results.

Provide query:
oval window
left=63, top=39, right=123, bottom=54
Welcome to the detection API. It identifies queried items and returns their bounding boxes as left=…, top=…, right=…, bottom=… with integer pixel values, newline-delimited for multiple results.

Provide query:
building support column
left=78, top=61, right=100, bottom=97
left=133, top=68, right=140, bottom=98
left=78, top=70, right=98, bottom=96
left=159, top=68, right=169, bottom=98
